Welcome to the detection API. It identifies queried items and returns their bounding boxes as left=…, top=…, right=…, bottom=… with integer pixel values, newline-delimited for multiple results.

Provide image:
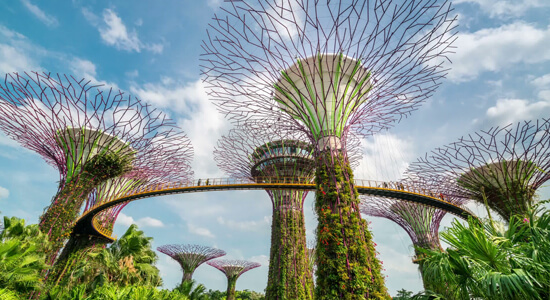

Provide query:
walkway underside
left=72, top=178, right=474, bottom=242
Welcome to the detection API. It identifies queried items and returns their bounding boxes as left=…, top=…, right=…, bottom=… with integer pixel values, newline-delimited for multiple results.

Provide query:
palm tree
left=173, top=279, right=206, bottom=300
left=418, top=205, right=550, bottom=299
left=56, top=224, right=162, bottom=292
left=0, top=216, right=50, bottom=297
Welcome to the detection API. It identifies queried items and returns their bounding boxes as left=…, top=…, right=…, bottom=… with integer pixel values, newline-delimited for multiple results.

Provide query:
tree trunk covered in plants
left=39, top=175, right=100, bottom=264
left=265, top=195, right=314, bottom=300
left=226, top=275, right=238, bottom=300
left=48, top=234, right=107, bottom=286
left=181, top=271, right=193, bottom=285
left=39, top=151, right=132, bottom=265
left=315, top=150, right=389, bottom=299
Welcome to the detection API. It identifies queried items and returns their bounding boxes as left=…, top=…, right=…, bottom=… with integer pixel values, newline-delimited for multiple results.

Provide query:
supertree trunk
left=316, top=151, right=387, bottom=299
left=266, top=191, right=313, bottom=299
left=226, top=274, right=238, bottom=300
left=47, top=234, right=107, bottom=286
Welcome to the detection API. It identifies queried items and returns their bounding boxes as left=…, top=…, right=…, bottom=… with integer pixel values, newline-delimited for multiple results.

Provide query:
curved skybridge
left=73, top=177, right=475, bottom=241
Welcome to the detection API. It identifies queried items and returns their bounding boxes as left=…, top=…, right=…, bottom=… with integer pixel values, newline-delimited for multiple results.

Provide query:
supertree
left=202, top=0, right=457, bottom=297
left=214, top=125, right=362, bottom=299
left=157, top=244, right=226, bottom=286
left=0, top=72, right=192, bottom=264
left=207, top=259, right=261, bottom=300
left=406, top=119, right=550, bottom=222
left=50, top=132, right=194, bottom=285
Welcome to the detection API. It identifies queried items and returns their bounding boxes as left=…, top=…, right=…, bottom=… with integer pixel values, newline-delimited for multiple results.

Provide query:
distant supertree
left=406, top=119, right=550, bottom=222
left=207, top=259, right=261, bottom=300
left=157, top=244, right=226, bottom=286
left=202, top=1, right=457, bottom=297
left=0, top=72, right=193, bottom=263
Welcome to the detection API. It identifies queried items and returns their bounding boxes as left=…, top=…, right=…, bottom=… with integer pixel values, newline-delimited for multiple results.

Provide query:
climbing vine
left=315, top=151, right=389, bottom=299
left=39, top=151, right=133, bottom=262
left=265, top=202, right=313, bottom=299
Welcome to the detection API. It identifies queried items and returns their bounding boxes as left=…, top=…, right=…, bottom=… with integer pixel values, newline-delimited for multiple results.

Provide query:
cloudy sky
left=1, top=0, right=550, bottom=296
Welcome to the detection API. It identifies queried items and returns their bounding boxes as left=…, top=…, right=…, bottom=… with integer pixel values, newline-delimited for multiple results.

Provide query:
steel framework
left=207, top=259, right=261, bottom=300
left=202, top=1, right=457, bottom=296
left=157, top=244, right=226, bottom=285
left=406, top=119, right=550, bottom=222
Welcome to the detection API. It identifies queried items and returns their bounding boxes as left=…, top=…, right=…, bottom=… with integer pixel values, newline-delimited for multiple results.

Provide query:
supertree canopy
left=207, top=259, right=261, bottom=300
left=202, top=1, right=457, bottom=297
left=157, top=244, right=226, bottom=285
left=0, top=72, right=193, bottom=263
left=406, top=119, right=550, bottom=222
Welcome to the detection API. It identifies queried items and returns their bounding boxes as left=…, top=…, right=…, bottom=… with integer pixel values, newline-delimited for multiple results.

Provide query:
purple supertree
left=0, top=72, right=193, bottom=264
left=214, top=124, right=362, bottom=299
left=50, top=133, right=194, bottom=285
left=406, top=119, right=550, bottom=222
left=207, top=259, right=261, bottom=300
left=157, top=244, right=226, bottom=286
left=202, top=1, right=457, bottom=297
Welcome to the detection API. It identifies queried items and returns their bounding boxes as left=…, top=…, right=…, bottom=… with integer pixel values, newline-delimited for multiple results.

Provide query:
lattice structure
left=0, top=72, right=193, bottom=264
left=202, top=1, right=457, bottom=297
left=157, top=244, right=226, bottom=285
left=406, top=119, right=550, bottom=222
left=207, top=259, right=261, bottom=300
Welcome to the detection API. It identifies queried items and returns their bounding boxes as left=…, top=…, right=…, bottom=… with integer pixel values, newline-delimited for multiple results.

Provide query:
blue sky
left=1, top=0, right=550, bottom=295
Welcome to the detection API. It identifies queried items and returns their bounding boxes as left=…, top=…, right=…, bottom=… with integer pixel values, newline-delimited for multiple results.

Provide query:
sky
left=1, top=0, right=550, bottom=296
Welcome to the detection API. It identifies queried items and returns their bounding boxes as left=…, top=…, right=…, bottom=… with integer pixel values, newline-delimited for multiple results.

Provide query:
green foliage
left=84, top=151, right=134, bottom=182
left=40, top=150, right=133, bottom=261
left=0, top=216, right=50, bottom=298
left=203, top=289, right=265, bottom=300
left=314, top=151, right=389, bottom=299
left=265, top=207, right=313, bottom=299
left=393, top=289, right=414, bottom=300
left=52, top=224, right=162, bottom=294
left=418, top=206, right=550, bottom=299
left=174, top=279, right=206, bottom=300
left=44, top=283, right=189, bottom=300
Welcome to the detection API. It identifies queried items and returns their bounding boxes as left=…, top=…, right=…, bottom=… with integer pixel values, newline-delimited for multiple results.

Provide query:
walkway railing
left=79, top=177, right=474, bottom=241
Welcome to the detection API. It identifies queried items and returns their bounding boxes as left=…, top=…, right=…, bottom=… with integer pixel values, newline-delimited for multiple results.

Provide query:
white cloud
left=207, top=0, right=223, bottom=9
left=0, top=186, right=9, bottom=199
left=449, top=23, right=550, bottom=82
left=249, top=254, right=269, bottom=266
left=486, top=98, right=550, bottom=125
left=216, top=216, right=271, bottom=232
left=20, top=0, right=59, bottom=27
left=81, top=7, right=100, bottom=26
left=130, top=79, right=231, bottom=178
left=0, top=26, right=41, bottom=72
left=99, top=9, right=141, bottom=52
left=117, top=213, right=165, bottom=228
left=532, top=74, right=550, bottom=89
left=188, top=222, right=215, bottom=238
left=88, top=9, right=164, bottom=54
left=355, top=134, right=415, bottom=182
left=454, top=0, right=550, bottom=18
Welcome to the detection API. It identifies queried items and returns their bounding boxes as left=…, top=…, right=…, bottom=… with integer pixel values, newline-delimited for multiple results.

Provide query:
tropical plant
left=418, top=205, right=550, bottom=299
left=173, top=279, right=206, bottom=300
left=54, top=224, right=162, bottom=293
left=0, top=216, right=50, bottom=297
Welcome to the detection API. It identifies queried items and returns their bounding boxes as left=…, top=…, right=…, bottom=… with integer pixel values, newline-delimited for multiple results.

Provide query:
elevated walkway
left=72, top=177, right=475, bottom=241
